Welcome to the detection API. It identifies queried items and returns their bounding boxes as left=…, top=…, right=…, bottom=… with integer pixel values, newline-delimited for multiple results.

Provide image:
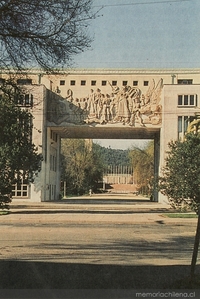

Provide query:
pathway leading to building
left=0, top=194, right=199, bottom=289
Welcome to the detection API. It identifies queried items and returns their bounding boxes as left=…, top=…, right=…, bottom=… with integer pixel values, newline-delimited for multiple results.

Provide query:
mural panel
left=47, top=78, right=163, bottom=127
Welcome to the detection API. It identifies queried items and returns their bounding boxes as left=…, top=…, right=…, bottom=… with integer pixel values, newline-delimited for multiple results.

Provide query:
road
left=0, top=195, right=199, bottom=289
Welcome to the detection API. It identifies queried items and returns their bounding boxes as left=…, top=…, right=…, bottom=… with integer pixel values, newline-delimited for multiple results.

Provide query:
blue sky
left=75, top=0, right=199, bottom=149
left=75, top=0, right=199, bottom=69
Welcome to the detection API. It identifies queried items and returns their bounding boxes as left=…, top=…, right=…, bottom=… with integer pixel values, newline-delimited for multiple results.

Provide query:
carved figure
left=100, top=94, right=111, bottom=124
left=53, top=98, right=71, bottom=124
left=47, top=78, right=163, bottom=126
left=88, top=89, right=95, bottom=115
left=114, top=87, right=130, bottom=124
left=66, top=89, right=73, bottom=102
left=95, top=88, right=102, bottom=118
left=109, top=93, right=117, bottom=120
left=128, top=89, right=145, bottom=127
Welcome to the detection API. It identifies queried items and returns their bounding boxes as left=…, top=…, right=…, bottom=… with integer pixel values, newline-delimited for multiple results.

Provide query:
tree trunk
left=190, top=209, right=200, bottom=280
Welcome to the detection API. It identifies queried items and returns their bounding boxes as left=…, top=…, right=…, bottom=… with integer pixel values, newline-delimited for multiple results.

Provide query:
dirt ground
left=0, top=195, right=199, bottom=291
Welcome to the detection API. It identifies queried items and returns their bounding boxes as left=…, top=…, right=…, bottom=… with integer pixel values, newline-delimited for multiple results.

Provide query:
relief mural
left=47, top=78, right=163, bottom=126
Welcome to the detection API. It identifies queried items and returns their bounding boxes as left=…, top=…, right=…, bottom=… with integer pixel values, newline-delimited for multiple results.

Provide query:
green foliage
left=0, top=81, right=41, bottom=209
left=159, top=133, right=200, bottom=213
left=163, top=213, right=197, bottom=219
left=129, top=141, right=154, bottom=195
left=61, top=139, right=104, bottom=195
left=93, top=143, right=130, bottom=167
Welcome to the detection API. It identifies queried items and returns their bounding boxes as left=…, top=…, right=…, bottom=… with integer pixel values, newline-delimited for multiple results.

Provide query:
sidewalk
left=10, top=194, right=170, bottom=210
left=10, top=194, right=171, bottom=215
left=8, top=195, right=196, bottom=225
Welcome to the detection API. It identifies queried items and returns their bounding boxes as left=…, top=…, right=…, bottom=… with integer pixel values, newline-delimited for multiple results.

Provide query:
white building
left=2, top=69, right=200, bottom=202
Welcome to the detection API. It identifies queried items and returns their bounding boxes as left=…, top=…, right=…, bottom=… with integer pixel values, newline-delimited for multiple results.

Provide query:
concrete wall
left=4, top=69, right=200, bottom=203
left=159, top=84, right=200, bottom=203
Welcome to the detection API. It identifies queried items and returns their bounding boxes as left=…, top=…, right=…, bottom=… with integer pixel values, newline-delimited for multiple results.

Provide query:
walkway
left=0, top=194, right=199, bottom=291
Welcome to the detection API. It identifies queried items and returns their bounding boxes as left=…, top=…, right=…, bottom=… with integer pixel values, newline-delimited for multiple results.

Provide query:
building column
left=154, top=132, right=160, bottom=202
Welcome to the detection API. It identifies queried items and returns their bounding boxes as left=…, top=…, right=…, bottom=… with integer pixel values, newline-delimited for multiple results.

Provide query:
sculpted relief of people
left=47, top=79, right=163, bottom=126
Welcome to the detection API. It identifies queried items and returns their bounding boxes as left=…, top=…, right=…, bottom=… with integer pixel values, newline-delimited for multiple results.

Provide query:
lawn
left=163, top=213, right=197, bottom=218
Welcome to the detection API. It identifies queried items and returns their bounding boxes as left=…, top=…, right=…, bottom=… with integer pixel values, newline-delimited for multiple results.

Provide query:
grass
left=163, top=213, right=197, bottom=218
left=0, top=210, right=9, bottom=215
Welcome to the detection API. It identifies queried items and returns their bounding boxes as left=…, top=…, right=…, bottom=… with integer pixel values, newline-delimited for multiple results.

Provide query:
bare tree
left=0, top=0, right=97, bottom=70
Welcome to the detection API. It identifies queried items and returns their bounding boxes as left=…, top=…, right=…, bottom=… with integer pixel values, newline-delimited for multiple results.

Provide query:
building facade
left=2, top=69, right=200, bottom=202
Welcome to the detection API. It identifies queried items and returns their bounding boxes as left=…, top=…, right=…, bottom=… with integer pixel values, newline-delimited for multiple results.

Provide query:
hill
left=93, top=143, right=130, bottom=167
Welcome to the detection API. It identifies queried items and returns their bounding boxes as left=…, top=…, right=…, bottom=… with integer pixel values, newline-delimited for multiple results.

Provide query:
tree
left=129, top=141, right=154, bottom=196
left=159, top=132, right=200, bottom=280
left=0, top=80, right=41, bottom=209
left=93, top=143, right=130, bottom=168
left=0, top=0, right=96, bottom=70
left=61, top=139, right=104, bottom=195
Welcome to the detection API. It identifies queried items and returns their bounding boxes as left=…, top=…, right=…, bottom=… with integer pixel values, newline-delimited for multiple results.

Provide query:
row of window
left=12, top=183, right=57, bottom=199
left=0, top=93, right=33, bottom=107
left=0, top=77, right=194, bottom=86
left=59, top=78, right=194, bottom=87
left=178, top=94, right=197, bottom=106
left=177, top=79, right=193, bottom=85
left=12, top=183, right=57, bottom=198
left=0, top=78, right=33, bottom=85
left=60, top=80, right=149, bottom=87
left=14, top=93, right=34, bottom=107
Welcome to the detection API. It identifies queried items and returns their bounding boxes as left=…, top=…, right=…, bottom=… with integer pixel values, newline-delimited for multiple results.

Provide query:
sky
left=75, top=0, right=200, bottom=69
left=74, top=0, right=199, bottom=149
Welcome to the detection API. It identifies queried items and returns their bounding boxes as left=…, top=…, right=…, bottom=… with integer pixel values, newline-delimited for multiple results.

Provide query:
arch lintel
left=50, top=126, right=160, bottom=140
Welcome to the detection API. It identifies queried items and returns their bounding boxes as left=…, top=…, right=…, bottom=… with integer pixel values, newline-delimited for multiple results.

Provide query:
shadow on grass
left=0, top=260, right=199, bottom=289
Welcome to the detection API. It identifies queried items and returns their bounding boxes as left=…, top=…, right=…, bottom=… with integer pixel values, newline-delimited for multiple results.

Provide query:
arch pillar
left=153, top=131, right=160, bottom=202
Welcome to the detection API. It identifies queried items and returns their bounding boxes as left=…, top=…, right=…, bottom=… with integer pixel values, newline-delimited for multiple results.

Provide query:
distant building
left=104, top=165, right=133, bottom=185
left=104, top=173, right=133, bottom=185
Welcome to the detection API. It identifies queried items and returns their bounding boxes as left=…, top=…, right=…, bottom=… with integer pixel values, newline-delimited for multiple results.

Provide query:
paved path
left=0, top=195, right=199, bottom=289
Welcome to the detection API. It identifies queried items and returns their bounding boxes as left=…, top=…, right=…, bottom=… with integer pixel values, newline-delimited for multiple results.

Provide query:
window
left=91, top=80, right=96, bottom=86
left=102, top=80, right=107, bottom=86
left=17, top=79, right=32, bottom=85
left=70, top=80, right=75, bottom=86
left=14, top=93, right=33, bottom=107
left=60, top=80, right=65, bottom=85
left=25, top=94, right=33, bottom=106
left=50, top=130, right=57, bottom=142
left=178, top=115, right=195, bottom=140
left=178, top=94, right=197, bottom=106
left=122, top=81, right=127, bottom=86
left=81, top=80, right=86, bottom=86
left=133, top=81, right=138, bottom=86
left=178, top=95, right=182, bottom=105
left=112, top=81, right=117, bottom=86
left=12, top=181, right=29, bottom=198
left=144, top=81, right=149, bottom=86
left=178, top=79, right=193, bottom=85
left=49, top=185, right=56, bottom=200
left=50, top=154, right=57, bottom=171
